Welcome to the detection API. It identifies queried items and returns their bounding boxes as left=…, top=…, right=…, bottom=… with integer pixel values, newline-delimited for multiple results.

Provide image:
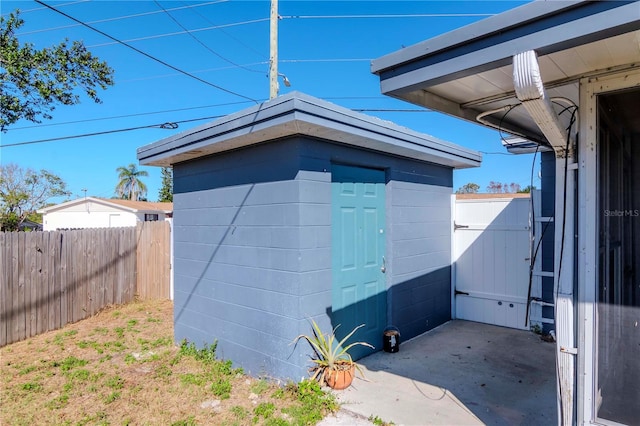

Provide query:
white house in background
left=39, top=197, right=172, bottom=231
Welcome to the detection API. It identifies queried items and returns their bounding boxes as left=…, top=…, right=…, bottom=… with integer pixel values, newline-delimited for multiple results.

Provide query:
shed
left=137, top=92, right=480, bottom=380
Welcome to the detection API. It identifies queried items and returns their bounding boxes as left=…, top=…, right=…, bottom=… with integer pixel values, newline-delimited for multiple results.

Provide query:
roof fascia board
left=293, top=113, right=481, bottom=169
left=138, top=92, right=481, bottom=169
left=372, top=1, right=581, bottom=72
left=137, top=96, right=297, bottom=161
left=375, top=1, right=639, bottom=92
left=291, top=96, right=480, bottom=161
left=38, top=197, right=137, bottom=214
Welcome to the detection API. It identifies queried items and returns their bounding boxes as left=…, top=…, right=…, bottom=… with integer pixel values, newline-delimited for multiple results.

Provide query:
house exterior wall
left=42, top=201, right=170, bottom=231
left=172, top=136, right=454, bottom=381
left=43, top=209, right=138, bottom=230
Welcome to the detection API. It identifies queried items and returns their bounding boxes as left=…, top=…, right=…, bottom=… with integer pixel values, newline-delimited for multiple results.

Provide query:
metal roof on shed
left=137, top=92, right=481, bottom=169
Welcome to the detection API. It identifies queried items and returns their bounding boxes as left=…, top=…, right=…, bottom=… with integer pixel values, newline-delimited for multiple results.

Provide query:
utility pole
left=269, top=0, right=278, bottom=99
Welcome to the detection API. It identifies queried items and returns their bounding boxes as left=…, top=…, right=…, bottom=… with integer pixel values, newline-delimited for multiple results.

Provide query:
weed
left=77, top=339, right=105, bottom=354
left=250, top=379, right=270, bottom=395
left=141, top=352, right=161, bottom=363
left=154, top=365, right=172, bottom=379
left=281, top=380, right=338, bottom=425
left=99, top=354, right=113, bottom=363
left=230, top=405, right=248, bottom=419
left=264, top=418, right=289, bottom=426
left=56, top=356, right=88, bottom=371
left=127, top=319, right=139, bottom=330
left=124, top=354, right=136, bottom=365
left=146, top=316, right=161, bottom=323
left=21, top=382, right=42, bottom=392
left=170, top=416, right=196, bottom=426
left=210, top=378, right=232, bottom=399
left=272, top=387, right=285, bottom=399
left=112, top=310, right=122, bottom=318
left=138, top=338, right=150, bottom=351
left=105, top=375, right=124, bottom=390
left=151, top=336, right=172, bottom=348
left=254, top=402, right=276, bottom=418
left=180, top=373, right=205, bottom=386
left=52, top=334, right=65, bottom=347
left=178, top=340, right=217, bottom=364
left=92, top=327, right=109, bottom=335
left=113, top=327, right=125, bottom=339
left=104, top=340, right=126, bottom=350
left=46, top=393, right=69, bottom=409
left=368, top=415, right=395, bottom=425
left=63, top=330, right=78, bottom=337
left=66, top=368, right=91, bottom=381
left=104, top=391, right=121, bottom=404
left=18, top=365, right=37, bottom=375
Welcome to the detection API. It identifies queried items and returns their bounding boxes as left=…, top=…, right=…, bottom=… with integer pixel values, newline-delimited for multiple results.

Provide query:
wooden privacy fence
left=136, top=221, right=171, bottom=300
left=0, top=221, right=171, bottom=347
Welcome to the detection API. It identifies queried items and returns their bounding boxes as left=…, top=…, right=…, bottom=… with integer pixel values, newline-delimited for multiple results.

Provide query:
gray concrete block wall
left=171, top=135, right=455, bottom=381
left=172, top=138, right=329, bottom=380
left=387, top=179, right=453, bottom=340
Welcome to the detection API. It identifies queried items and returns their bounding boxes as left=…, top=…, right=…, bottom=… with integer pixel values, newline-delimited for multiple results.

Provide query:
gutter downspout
left=513, top=50, right=577, bottom=426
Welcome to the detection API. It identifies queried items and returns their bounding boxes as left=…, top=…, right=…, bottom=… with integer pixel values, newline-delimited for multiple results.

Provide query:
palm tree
left=115, top=164, right=148, bottom=201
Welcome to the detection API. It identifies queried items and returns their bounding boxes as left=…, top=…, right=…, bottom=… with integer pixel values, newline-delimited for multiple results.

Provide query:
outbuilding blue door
left=331, top=164, right=386, bottom=360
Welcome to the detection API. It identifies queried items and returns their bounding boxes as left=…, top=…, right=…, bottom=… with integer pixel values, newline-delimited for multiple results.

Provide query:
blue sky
left=1, top=0, right=537, bottom=202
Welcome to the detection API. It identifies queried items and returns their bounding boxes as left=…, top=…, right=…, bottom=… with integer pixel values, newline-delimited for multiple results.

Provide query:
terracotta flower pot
left=324, top=362, right=356, bottom=390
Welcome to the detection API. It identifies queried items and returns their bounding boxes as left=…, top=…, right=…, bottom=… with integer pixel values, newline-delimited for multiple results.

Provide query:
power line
left=87, top=18, right=270, bottom=49
left=3, top=0, right=89, bottom=16
left=2, top=124, right=171, bottom=147
left=281, top=13, right=496, bottom=19
left=34, top=0, right=259, bottom=104
left=153, top=0, right=263, bottom=74
left=183, top=1, right=267, bottom=61
left=16, top=1, right=228, bottom=35
left=352, top=109, right=432, bottom=113
left=1, top=115, right=226, bottom=148
left=113, top=58, right=368, bottom=84
left=280, top=58, right=370, bottom=63
left=9, top=101, right=255, bottom=130
left=116, top=62, right=269, bottom=83
left=3, top=107, right=435, bottom=146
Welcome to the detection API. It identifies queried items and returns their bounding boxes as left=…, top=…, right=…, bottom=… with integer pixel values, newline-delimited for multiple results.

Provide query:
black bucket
left=383, top=326, right=400, bottom=353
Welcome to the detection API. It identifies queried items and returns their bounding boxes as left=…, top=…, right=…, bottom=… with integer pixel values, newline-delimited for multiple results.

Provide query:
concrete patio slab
left=334, top=320, right=557, bottom=426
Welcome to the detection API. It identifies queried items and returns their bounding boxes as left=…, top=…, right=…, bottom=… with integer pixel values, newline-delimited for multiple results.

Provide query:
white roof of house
left=371, top=0, right=640, bottom=145
left=137, top=92, right=481, bottom=169
left=38, top=197, right=173, bottom=214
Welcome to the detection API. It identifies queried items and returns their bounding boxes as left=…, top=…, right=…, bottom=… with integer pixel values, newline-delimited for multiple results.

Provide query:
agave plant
left=293, top=319, right=374, bottom=384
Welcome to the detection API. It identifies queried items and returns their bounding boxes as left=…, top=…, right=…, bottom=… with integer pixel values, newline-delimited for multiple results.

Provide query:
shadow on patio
left=335, top=320, right=557, bottom=426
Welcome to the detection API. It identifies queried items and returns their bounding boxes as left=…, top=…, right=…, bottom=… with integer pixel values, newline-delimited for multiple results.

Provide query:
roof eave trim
left=138, top=93, right=481, bottom=169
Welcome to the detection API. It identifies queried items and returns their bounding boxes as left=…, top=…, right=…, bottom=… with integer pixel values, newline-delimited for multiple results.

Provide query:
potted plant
left=293, top=319, right=374, bottom=390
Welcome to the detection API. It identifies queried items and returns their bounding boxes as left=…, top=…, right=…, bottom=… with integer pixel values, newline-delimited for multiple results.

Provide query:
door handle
left=381, top=256, right=386, bottom=273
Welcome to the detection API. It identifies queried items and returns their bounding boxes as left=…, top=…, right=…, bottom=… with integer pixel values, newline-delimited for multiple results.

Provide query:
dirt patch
left=0, top=299, right=336, bottom=425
